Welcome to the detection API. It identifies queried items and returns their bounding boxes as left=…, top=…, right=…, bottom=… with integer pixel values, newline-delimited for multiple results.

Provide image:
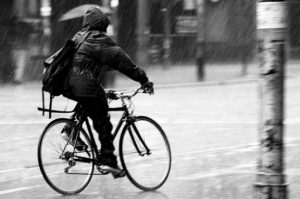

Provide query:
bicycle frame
left=38, top=88, right=151, bottom=165
left=73, top=102, right=150, bottom=165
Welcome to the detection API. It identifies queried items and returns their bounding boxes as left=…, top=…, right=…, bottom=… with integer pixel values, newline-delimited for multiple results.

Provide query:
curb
left=0, top=77, right=259, bottom=91
left=154, top=77, right=258, bottom=89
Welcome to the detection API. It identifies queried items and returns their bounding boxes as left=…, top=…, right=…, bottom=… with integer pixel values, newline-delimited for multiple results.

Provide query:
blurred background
left=0, top=0, right=299, bottom=87
left=2, top=1, right=300, bottom=198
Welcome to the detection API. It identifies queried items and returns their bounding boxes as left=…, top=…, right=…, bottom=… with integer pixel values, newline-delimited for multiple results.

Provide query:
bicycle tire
left=119, top=116, right=171, bottom=191
left=37, top=118, right=95, bottom=195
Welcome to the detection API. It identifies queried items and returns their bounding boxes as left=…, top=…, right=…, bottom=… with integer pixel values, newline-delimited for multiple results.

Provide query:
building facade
left=1, top=0, right=300, bottom=83
left=118, top=0, right=256, bottom=65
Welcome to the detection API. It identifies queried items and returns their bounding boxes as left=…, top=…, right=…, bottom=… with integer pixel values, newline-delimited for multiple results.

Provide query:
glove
left=106, top=90, right=118, bottom=100
left=141, top=81, right=154, bottom=95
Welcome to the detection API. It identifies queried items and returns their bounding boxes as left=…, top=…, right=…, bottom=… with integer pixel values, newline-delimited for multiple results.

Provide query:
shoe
left=99, top=164, right=126, bottom=179
left=61, top=125, right=87, bottom=151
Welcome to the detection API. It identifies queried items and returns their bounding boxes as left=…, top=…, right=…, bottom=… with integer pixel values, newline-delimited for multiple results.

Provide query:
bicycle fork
left=127, top=121, right=151, bottom=156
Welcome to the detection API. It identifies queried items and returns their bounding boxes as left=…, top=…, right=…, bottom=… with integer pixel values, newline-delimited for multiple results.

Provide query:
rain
left=0, top=0, right=300, bottom=199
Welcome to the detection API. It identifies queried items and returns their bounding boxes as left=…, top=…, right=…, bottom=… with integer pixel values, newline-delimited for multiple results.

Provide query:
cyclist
left=61, top=6, right=153, bottom=178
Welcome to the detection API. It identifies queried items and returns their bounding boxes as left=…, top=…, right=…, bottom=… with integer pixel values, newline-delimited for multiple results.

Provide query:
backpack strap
left=41, top=90, right=54, bottom=118
left=42, top=90, right=45, bottom=116
left=76, top=31, right=90, bottom=49
left=49, top=94, right=54, bottom=118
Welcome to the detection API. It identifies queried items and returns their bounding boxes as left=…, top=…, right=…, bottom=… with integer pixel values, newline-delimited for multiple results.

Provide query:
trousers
left=77, top=96, right=117, bottom=166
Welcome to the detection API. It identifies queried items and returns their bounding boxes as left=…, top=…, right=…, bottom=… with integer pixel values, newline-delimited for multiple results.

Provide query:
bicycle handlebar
left=106, top=87, right=145, bottom=100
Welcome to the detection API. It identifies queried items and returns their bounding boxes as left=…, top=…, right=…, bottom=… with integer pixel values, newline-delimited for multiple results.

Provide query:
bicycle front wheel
left=119, top=116, right=171, bottom=191
left=37, top=118, right=95, bottom=195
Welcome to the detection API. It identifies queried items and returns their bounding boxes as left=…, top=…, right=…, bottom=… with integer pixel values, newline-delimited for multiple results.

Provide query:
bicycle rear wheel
left=37, top=118, right=95, bottom=195
left=119, top=116, right=171, bottom=191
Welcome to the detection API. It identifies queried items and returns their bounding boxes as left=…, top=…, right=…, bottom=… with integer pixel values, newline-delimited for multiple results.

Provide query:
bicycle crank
left=64, top=158, right=76, bottom=173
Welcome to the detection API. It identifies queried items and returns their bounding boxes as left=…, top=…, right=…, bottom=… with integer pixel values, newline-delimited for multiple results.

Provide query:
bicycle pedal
left=96, top=165, right=110, bottom=175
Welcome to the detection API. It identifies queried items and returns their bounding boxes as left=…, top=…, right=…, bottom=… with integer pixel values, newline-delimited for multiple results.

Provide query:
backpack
left=42, top=40, right=76, bottom=96
left=39, top=31, right=89, bottom=118
left=42, top=31, right=89, bottom=96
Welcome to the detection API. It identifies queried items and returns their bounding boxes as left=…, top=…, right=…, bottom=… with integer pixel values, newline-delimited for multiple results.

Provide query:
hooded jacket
left=64, top=6, right=148, bottom=99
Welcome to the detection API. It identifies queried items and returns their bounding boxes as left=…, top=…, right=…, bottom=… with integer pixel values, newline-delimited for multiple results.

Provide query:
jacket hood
left=82, top=6, right=110, bottom=31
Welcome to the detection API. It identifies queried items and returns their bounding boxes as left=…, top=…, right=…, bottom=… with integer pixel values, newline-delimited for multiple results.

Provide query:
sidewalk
left=112, top=61, right=300, bottom=89
left=112, top=63, right=256, bottom=88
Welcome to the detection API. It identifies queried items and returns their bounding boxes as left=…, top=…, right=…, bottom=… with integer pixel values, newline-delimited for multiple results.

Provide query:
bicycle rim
left=37, top=118, right=95, bottom=195
left=119, top=116, right=171, bottom=191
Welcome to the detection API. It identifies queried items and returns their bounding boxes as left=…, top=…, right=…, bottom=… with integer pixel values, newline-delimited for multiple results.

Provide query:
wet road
left=1, top=75, right=300, bottom=199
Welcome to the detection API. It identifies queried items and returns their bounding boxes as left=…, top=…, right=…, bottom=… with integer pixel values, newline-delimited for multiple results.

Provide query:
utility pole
left=0, top=1, right=15, bottom=83
left=254, top=1, right=288, bottom=198
left=137, top=0, right=149, bottom=66
left=162, top=0, right=171, bottom=67
left=196, top=0, right=205, bottom=81
left=40, top=0, right=51, bottom=57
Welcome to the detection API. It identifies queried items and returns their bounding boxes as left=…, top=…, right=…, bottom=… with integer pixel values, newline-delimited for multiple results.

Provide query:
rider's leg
left=80, top=98, right=115, bottom=160
left=61, top=117, right=87, bottom=151
left=93, top=113, right=116, bottom=165
left=79, top=98, right=125, bottom=178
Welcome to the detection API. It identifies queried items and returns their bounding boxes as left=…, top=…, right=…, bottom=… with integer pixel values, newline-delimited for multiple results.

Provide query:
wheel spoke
left=119, top=116, right=171, bottom=191
left=38, top=119, right=95, bottom=195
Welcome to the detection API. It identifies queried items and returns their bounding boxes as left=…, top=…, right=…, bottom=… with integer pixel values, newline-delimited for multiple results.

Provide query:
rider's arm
left=100, top=46, right=149, bottom=85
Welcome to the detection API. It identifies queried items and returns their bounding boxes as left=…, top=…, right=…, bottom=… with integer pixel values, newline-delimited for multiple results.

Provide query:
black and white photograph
left=0, top=0, right=299, bottom=198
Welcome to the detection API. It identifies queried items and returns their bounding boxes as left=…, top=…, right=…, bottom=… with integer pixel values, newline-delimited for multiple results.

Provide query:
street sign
left=175, top=16, right=197, bottom=34
left=257, top=2, right=287, bottom=29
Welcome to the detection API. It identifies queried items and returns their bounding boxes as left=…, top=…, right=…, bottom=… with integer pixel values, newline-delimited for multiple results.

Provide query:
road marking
left=0, top=121, right=49, bottom=125
left=173, top=165, right=255, bottom=180
left=174, top=165, right=300, bottom=181
left=161, top=120, right=300, bottom=125
left=0, top=185, right=41, bottom=195
left=0, top=135, right=40, bottom=143
left=174, top=139, right=300, bottom=157
left=0, top=168, right=25, bottom=174
left=0, top=119, right=300, bottom=126
left=173, top=143, right=258, bottom=157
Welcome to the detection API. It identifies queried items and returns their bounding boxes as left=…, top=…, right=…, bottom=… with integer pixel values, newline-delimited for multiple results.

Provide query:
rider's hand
left=106, top=90, right=118, bottom=100
left=141, top=81, right=154, bottom=95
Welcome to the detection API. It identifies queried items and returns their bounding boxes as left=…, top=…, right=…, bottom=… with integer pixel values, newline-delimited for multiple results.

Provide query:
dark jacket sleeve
left=101, top=46, right=149, bottom=84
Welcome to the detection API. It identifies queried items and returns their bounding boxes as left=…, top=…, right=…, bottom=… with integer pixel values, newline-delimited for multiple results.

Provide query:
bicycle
left=37, top=88, right=172, bottom=195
